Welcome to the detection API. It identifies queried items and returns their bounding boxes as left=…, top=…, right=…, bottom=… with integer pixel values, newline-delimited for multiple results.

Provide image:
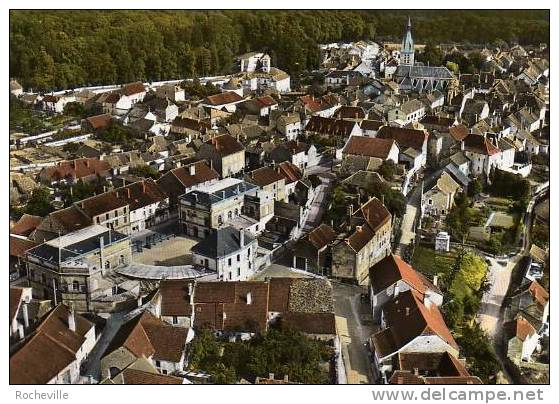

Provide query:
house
left=342, top=135, right=399, bottom=164
left=368, top=254, right=443, bottom=322
left=331, top=197, right=392, bottom=286
left=370, top=289, right=459, bottom=383
left=10, top=304, right=95, bottom=384
left=420, top=90, right=445, bottom=112
left=178, top=178, right=258, bottom=238
left=100, top=310, right=192, bottom=379
left=507, top=281, right=549, bottom=331
left=101, top=357, right=187, bottom=384
left=377, top=126, right=428, bottom=174
left=11, top=214, right=43, bottom=238
left=333, top=105, right=367, bottom=122
left=191, top=227, right=257, bottom=281
left=121, top=81, right=147, bottom=105
left=10, top=235, right=38, bottom=280
left=42, top=94, right=75, bottom=114
left=389, top=352, right=482, bottom=385
left=157, top=161, right=219, bottom=208
left=277, top=161, right=304, bottom=199
left=9, top=286, right=33, bottom=342
left=156, top=84, right=186, bottom=102
left=144, top=97, right=179, bottom=122
left=305, top=116, right=362, bottom=144
left=245, top=166, right=286, bottom=202
left=462, top=133, right=501, bottom=176
left=460, top=99, right=489, bottom=126
left=504, top=315, right=541, bottom=363
left=238, top=52, right=271, bottom=73
left=153, top=277, right=336, bottom=340
left=200, top=91, right=244, bottom=113
left=238, top=96, right=278, bottom=117
left=97, top=91, right=132, bottom=116
left=31, top=205, right=92, bottom=242
left=276, top=114, right=302, bottom=140
left=111, top=179, right=169, bottom=232
left=324, top=70, right=365, bottom=88
left=422, top=172, right=461, bottom=217
left=38, top=158, right=111, bottom=186
left=360, top=119, right=385, bottom=137
left=292, top=224, right=336, bottom=274
left=77, top=191, right=130, bottom=235
left=297, top=94, right=340, bottom=118
left=82, top=113, right=113, bottom=132
left=170, top=116, right=211, bottom=139
left=268, top=140, right=318, bottom=170
left=196, top=134, right=245, bottom=177
left=26, top=225, right=137, bottom=312
left=388, top=99, right=426, bottom=124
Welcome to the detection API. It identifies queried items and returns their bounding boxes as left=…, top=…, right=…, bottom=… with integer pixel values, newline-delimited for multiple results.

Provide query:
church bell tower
left=400, top=16, right=415, bottom=66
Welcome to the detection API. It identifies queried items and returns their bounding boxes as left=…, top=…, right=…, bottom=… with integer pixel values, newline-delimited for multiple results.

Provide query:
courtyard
left=133, top=235, right=199, bottom=266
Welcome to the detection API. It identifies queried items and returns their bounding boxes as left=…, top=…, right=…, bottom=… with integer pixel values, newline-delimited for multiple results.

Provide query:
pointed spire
left=407, top=15, right=412, bottom=29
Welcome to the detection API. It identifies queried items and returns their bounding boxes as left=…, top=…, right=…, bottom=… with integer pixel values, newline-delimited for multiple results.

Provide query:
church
left=394, top=18, right=454, bottom=93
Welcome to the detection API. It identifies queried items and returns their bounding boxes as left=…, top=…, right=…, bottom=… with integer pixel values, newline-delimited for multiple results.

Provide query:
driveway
left=332, top=282, right=376, bottom=384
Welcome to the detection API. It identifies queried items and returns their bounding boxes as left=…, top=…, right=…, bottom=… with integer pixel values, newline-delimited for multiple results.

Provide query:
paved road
left=395, top=168, right=442, bottom=256
left=82, top=311, right=128, bottom=382
left=332, top=282, right=376, bottom=384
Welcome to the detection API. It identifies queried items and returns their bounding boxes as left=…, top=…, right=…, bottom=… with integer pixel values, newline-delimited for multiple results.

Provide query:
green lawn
left=412, top=244, right=458, bottom=278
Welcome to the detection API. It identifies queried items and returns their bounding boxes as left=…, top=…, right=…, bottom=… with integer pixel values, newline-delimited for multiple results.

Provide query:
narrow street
left=332, top=282, right=376, bottom=384
left=300, top=157, right=336, bottom=233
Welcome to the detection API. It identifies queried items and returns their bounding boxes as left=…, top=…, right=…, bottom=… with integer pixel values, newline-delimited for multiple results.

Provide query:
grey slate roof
left=191, top=227, right=255, bottom=259
left=395, top=65, right=453, bottom=80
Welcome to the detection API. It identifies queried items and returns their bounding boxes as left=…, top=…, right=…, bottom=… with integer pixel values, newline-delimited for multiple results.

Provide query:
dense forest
left=10, top=10, right=549, bottom=91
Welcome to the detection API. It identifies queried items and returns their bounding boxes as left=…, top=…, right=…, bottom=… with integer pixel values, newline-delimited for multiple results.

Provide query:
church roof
left=395, top=65, right=454, bottom=80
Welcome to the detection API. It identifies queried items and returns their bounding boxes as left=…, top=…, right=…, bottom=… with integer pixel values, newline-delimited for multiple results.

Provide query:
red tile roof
left=377, top=126, right=428, bottom=151
left=40, top=158, right=110, bottom=183
left=203, top=91, right=243, bottom=106
left=308, top=224, right=336, bottom=250
left=277, top=161, right=302, bottom=184
left=85, top=114, right=112, bottom=130
left=11, top=214, right=43, bottom=237
left=305, top=116, right=357, bottom=138
left=463, top=133, right=500, bottom=156
left=10, top=235, right=38, bottom=258
left=343, top=136, right=396, bottom=159
left=206, top=134, right=245, bottom=156
left=121, top=81, right=146, bottom=97
left=248, top=166, right=285, bottom=187
left=369, top=254, right=439, bottom=295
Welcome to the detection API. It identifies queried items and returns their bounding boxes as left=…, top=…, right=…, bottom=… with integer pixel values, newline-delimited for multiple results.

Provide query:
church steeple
left=401, top=16, right=415, bottom=66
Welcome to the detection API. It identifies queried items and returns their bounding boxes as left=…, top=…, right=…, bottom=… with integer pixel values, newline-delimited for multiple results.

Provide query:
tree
left=456, top=323, right=500, bottom=384
left=23, top=187, right=54, bottom=217
left=377, top=160, right=397, bottom=181
left=129, top=165, right=160, bottom=180
left=467, top=178, right=483, bottom=197
left=419, top=42, right=443, bottom=66
left=446, top=61, right=459, bottom=74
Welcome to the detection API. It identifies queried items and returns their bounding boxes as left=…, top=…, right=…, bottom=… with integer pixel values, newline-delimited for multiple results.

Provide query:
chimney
left=405, top=307, right=410, bottom=316
left=189, top=164, right=196, bottom=176
left=269, top=373, right=275, bottom=380
left=126, top=188, right=131, bottom=198
left=22, top=303, right=29, bottom=328
left=68, top=306, right=76, bottom=332
left=394, top=284, right=400, bottom=298
left=240, top=229, right=245, bottom=247
left=432, top=275, right=438, bottom=287
left=246, top=292, right=252, bottom=305
left=283, top=375, right=289, bottom=382
left=18, top=324, right=25, bottom=341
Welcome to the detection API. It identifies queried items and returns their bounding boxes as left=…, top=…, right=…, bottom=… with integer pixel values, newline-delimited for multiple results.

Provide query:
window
left=228, top=211, right=232, bottom=220
left=155, top=360, right=161, bottom=368
left=73, top=280, right=80, bottom=292
left=237, top=254, right=240, bottom=262
left=228, top=258, right=232, bottom=266
left=172, top=316, right=178, bottom=325
left=105, top=213, right=109, bottom=221
left=228, top=272, right=232, bottom=280
left=105, top=260, right=111, bottom=269
left=237, top=268, right=241, bottom=277
left=119, top=255, right=126, bottom=265
left=162, top=370, right=167, bottom=375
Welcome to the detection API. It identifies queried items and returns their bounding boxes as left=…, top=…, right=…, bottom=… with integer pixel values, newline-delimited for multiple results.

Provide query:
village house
left=121, top=81, right=147, bottom=105
left=156, top=83, right=186, bottom=102
left=277, top=161, right=304, bottom=199
left=178, top=178, right=258, bottom=238
left=324, top=70, right=365, bottom=88
left=200, top=91, right=244, bottom=113
left=462, top=133, right=501, bottom=176
left=292, top=224, right=336, bottom=274
left=506, top=280, right=549, bottom=333
left=331, top=197, right=392, bottom=286
left=238, top=52, right=271, bottom=73
left=297, top=94, right=340, bottom=118
left=503, top=315, right=542, bottom=364
left=100, top=310, right=192, bottom=379
left=388, top=99, right=426, bottom=124
left=245, top=166, right=287, bottom=202
left=305, top=116, right=362, bottom=146
left=97, top=91, right=132, bottom=116
left=196, top=134, right=245, bottom=177
left=10, top=235, right=38, bottom=280
left=388, top=352, right=481, bottom=385
left=276, top=114, right=302, bottom=140
left=38, top=158, right=111, bottom=186
left=370, top=289, right=459, bottom=383
left=100, top=357, right=188, bottom=384
left=170, top=116, right=212, bottom=139
left=342, top=135, right=400, bottom=165
left=268, top=140, right=318, bottom=170
left=368, top=254, right=443, bottom=322
left=9, top=286, right=33, bottom=343
left=25, top=224, right=137, bottom=312
left=191, top=227, right=257, bottom=281
left=144, top=97, right=179, bottom=123
left=238, top=95, right=279, bottom=117
left=10, top=78, right=23, bottom=96
left=157, top=160, right=219, bottom=208
left=41, top=94, right=75, bottom=114
left=333, top=105, right=367, bottom=122
left=360, top=119, right=385, bottom=137
left=81, top=113, right=113, bottom=133
left=421, top=171, right=461, bottom=217
left=10, top=304, right=95, bottom=384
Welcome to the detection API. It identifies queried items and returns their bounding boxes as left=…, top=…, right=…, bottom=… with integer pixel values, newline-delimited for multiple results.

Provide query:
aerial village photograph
left=6, top=5, right=552, bottom=398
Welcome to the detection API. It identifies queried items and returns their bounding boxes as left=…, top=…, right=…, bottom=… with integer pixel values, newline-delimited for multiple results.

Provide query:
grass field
left=411, top=244, right=458, bottom=278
